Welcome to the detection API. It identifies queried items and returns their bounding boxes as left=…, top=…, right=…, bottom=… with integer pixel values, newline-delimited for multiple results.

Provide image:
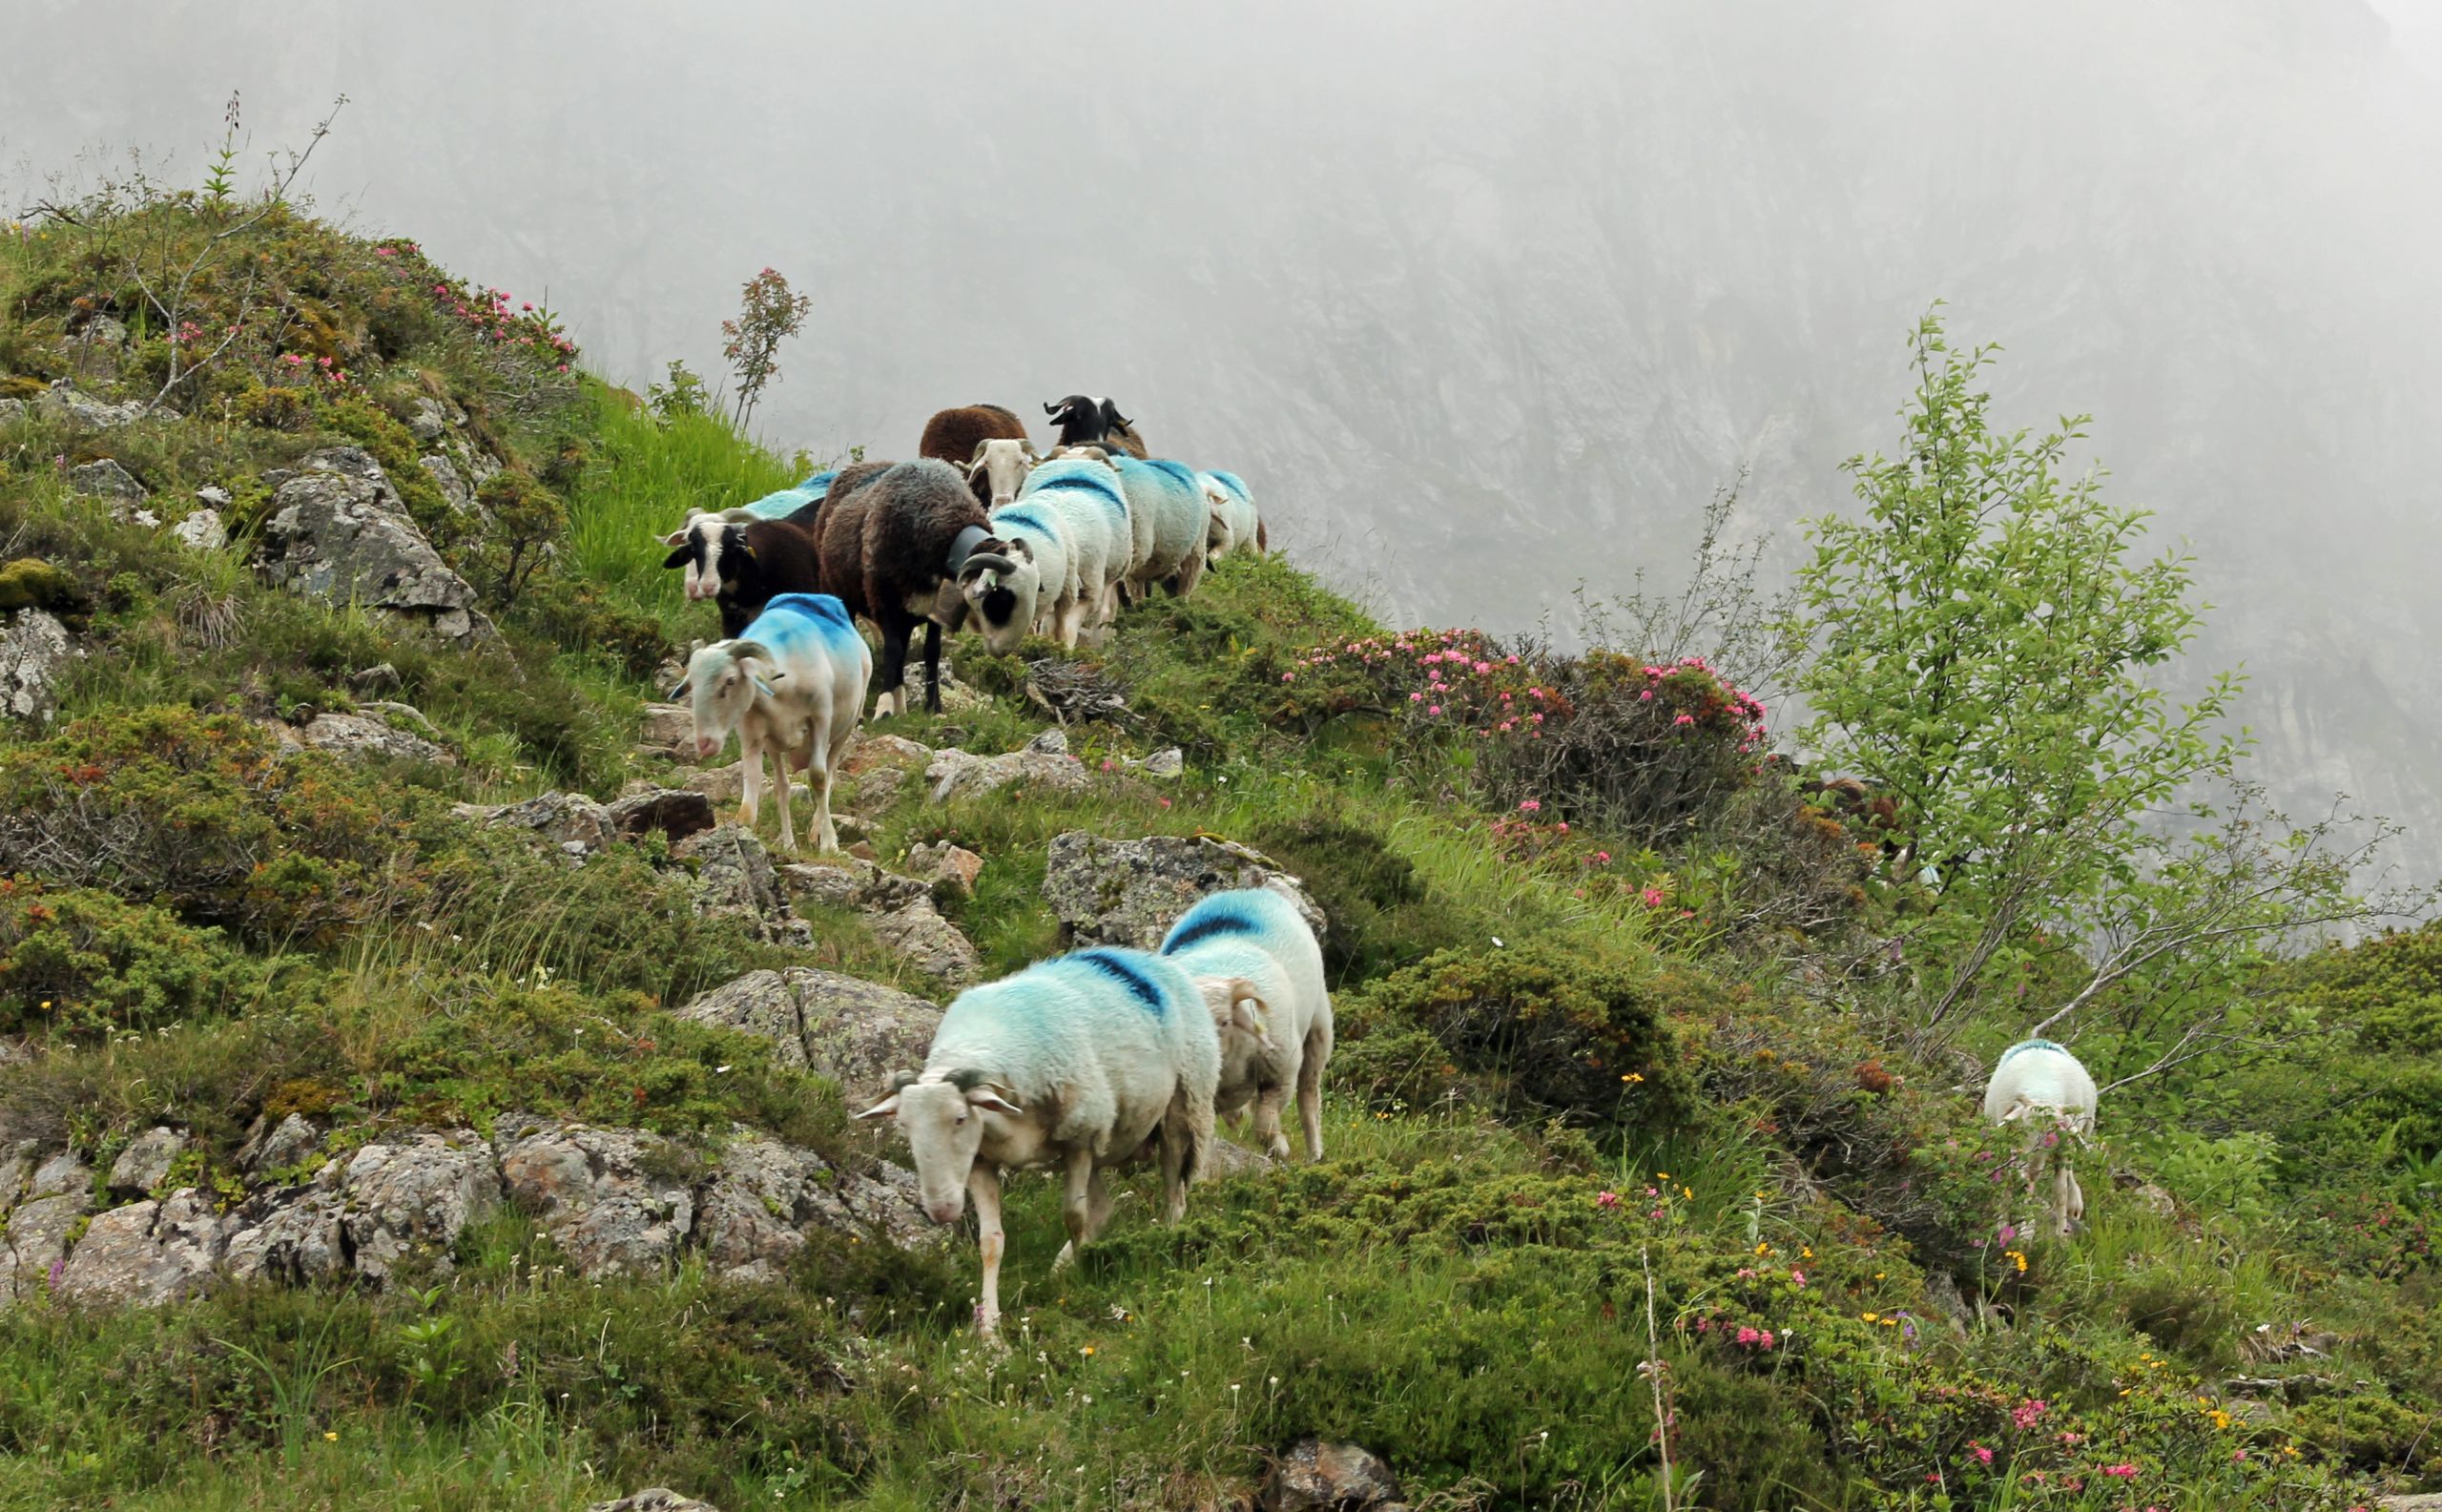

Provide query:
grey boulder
left=1, top=609, right=75, bottom=727
left=926, top=728, right=1088, bottom=803
left=256, top=447, right=496, bottom=646
left=336, top=1130, right=502, bottom=1283
left=55, top=1190, right=226, bottom=1307
left=1263, top=1439, right=1404, bottom=1511
left=675, top=967, right=942, bottom=1098
left=1042, top=831, right=1327, bottom=950
left=493, top=1119, right=694, bottom=1276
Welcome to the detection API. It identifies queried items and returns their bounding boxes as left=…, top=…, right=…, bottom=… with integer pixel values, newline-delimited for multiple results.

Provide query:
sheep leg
left=769, top=735, right=798, bottom=854
left=1297, top=1025, right=1330, bottom=1161
left=737, top=731, right=763, bottom=831
left=1252, top=1081, right=1293, bottom=1163
left=805, top=736, right=837, bottom=854
left=1051, top=1146, right=1097, bottom=1272
left=1173, top=549, right=1206, bottom=599
left=921, top=618, right=943, bottom=715
left=873, top=617, right=911, bottom=721
left=968, top=1162, right=1005, bottom=1336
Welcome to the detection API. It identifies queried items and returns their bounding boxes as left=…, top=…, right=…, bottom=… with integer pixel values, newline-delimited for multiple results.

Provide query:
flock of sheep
left=648, top=394, right=2096, bottom=1331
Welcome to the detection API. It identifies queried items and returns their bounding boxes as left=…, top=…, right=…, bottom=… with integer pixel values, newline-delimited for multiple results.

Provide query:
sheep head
left=856, top=1067, right=1023, bottom=1224
left=1194, top=976, right=1277, bottom=1055
left=959, top=538, right=1040, bottom=653
left=967, top=437, right=1039, bottom=507
left=674, top=637, right=777, bottom=761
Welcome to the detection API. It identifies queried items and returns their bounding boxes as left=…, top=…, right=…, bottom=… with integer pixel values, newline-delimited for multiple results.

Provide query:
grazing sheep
left=1982, top=1038, right=2099, bottom=1238
left=659, top=463, right=889, bottom=637
left=809, top=458, right=999, bottom=717
left=1196, top=469, right=1262, bottom=566
left=856, top=945, right=1220, bottom=1336
left=1043, top=395, right=1148, bottom=459
left=918, top=404, right=1029, bottom=490
left=668, top=592, right=870, bottom=853
left=964, top=436, right=1039, bottom=508
left=1160, top=889, right=1335, bottom=1162
left=961, top=455, right=1130, bottom=650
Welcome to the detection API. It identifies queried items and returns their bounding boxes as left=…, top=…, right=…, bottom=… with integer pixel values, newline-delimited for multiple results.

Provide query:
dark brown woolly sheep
left=813, top=458, right=999, bottom=715
left=920, top=404, right=1030, bottom=503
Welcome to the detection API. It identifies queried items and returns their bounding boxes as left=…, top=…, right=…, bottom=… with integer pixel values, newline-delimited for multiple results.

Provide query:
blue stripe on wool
left=1069, top=949, right=1167, bottom=1016
left=746, top=592, right=861, bottom=655
left=1048, top=470, right=1127, bottom=507
left=1161, top=900, right=1266, bottom=955
left=797, top=468, right=838, bottom=494
left=1209, top=470, right=1251, bottom=503
left=1997, top=1038, right=2068, bottom=1067
left=996, top=504, right=1060, bottom=538
left=1143, top=459, right=1201, bottom=490
left=740, top=485, right=821, bottom=520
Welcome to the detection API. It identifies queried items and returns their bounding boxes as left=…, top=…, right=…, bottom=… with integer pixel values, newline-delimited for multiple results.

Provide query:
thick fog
left=7, top=0, right=2440, bottom=872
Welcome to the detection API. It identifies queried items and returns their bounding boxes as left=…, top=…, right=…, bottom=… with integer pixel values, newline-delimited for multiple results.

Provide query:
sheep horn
left=959, top=551, right=1017, bottom=580
left=728, top=640, right=771, bottom=665
left=887, top=1069, right=921, bottom=1092
left=1043, top=400, right=1064, bottom=417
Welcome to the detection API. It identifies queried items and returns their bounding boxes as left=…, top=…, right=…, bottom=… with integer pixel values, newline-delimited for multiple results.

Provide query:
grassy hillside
left=0, top=189, right=2435, bottom=1510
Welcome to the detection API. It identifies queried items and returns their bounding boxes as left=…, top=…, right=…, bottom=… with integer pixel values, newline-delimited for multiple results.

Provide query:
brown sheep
left=919, top=404, right=1030, bottom=505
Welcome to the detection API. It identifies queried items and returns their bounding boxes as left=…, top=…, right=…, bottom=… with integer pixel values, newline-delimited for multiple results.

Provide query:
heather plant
left=719, top=266, right=810, bottom=430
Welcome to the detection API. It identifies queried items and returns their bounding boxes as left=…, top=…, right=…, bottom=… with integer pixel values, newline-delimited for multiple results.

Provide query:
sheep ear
left=969, top=438, right=992, bottom=465
left=730, top=640, right=771, bottom=665
left=662, top=546, right=691, bottom=569
left=689, top=638, right=708, bottom=655
left=966, top=1086, right=1024, bottom=1117
left=1228, top=979, right=1277, bottom=1052
left=854, top=1092, right=901, bottom=1121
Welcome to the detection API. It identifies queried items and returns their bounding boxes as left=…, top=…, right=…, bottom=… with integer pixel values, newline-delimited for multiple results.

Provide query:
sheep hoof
left=1050, top=1242, right=1077, bottom=1274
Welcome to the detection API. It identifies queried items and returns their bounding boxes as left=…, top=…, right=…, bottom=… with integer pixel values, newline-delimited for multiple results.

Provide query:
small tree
left=1787, top=312, right=2424, bottom=1039
left=719, top=267, right=811, bottom=431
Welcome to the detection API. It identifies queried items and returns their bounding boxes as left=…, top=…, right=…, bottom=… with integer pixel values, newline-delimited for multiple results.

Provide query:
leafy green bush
left=0, top=879, right=287, bottom=1037
left=1344, top=944, right=1696, bottom=1136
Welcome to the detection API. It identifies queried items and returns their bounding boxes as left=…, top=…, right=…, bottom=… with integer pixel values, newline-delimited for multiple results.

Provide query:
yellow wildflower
left=1861, top=1312, right=1879, bottom=1322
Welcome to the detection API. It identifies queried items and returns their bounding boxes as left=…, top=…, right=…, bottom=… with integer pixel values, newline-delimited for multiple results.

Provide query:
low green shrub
left=1342, top=943, right=1696, bottom=1136
left=0, top=879, right=289, bottom=1038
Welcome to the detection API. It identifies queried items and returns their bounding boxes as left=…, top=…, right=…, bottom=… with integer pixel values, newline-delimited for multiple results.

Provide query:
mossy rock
left=0, top=557, right=87, bottom=617
left=0, top=374, right=47, bottom=402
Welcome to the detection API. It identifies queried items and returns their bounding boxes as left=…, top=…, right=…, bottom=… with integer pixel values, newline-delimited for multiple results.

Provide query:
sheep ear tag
left=667, top=679, right=692, bottom=700
left=751, top=676, right=777, bottom=699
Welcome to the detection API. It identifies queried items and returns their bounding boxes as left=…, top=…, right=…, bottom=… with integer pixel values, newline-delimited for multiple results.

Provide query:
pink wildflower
left=1641, top=887, right=1665, bottom=907
left=1427, top=705, right=1441, bottom=716
left=1972, top=1443, right=1994, bottom=1466
left=2101, top=1463, right=2138, bottom=1480
left=1519, top=799, right=1541, bottom=814
left=1281, top=671, right=1295, bottom=682
left=1596, top=1191, right=1620, bottom=1211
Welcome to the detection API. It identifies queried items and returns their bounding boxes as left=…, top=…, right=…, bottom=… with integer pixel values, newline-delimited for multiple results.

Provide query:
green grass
left=563, top=383, right=802, bottom=638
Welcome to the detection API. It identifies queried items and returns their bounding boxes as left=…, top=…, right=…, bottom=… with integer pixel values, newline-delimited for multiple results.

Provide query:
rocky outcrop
left=237, top=1113, right=323, bottom=1175
left=926, top=728, right=1089, bottom=803
left=337, top=1130, right=503, bottom=1282
left=218, top=1177, right=348, bottom=1286
left=264, top=704, right=455, bottom=766
left=54, top=1189, right=225, bottom=1306
left=588, top=1490, right=723, bottom=1512
left=493, top=1119, right=694, bottom=1276
left=255, top=447, right=496, bottom=646
left=1, top=609, right=75, bottom=726
left=676, top=968, right=942, bottom=1095
left=639, top=703, right=693, bottom=757
left=695, top=1132, right=936, bottom=1281
left=840, top=733, right=934, bottom=810
left=170, top=507, right=227, bottom=551
left=673, top=824, right=792, bottom=935
left=487, top=791, right=616, bottom=860
left=1263, top=1440, right=1405, bottom=1511
left=902, top=841, right=984, bottom=901
left=607, top=786, right=718, bottom=843
left=107, top=1127, right=186, bottom=1196
left=1042, top=831, right=1327, bottom=949
left=37, top=380, right=145, bottom=428
left=68, top=458, right=148, bottom=506
left=866, top=896, right=982, bottom=984
left=3, top=1150, right=93, bottom=1298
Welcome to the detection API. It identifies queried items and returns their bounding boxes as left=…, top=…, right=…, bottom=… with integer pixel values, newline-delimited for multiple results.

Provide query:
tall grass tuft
left=562, top=384, right=801, bottom=633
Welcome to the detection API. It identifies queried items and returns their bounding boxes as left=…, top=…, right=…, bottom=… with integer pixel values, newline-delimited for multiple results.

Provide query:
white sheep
left=964, top=436, right=1038, bottom=508
left=668, top=591, right=870, bottom=853
left=1160, top=888, right=1335, bottom=1161
left=856, top=945, right=1221, bottom=1336
left=1982, top=1038, right=2099, bottom=1238
left=960, top=456, right=1130, bottom=649
left=1196, top=469, right=1262, bottom=566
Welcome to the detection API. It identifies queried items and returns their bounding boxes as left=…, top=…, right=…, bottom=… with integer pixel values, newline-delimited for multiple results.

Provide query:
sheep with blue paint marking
left=668, top=591, right=871, bottom=853
left=658, top=462, right=889, bottom=637
left=1160, top=888, right=1335, bottom=1162
left=1195, top=469, right=1263, bottom=567
left=1982, top=1038, right=2099, bottom=1238
left=1109, top=454, right=1212, bottom=602
left=857, top=945, right=1221, bottom=1336
left=959, top=454, right=1131, bottom=650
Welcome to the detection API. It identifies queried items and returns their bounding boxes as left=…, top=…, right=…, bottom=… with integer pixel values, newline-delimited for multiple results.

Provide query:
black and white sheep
left=1043, top=394, right=1149, bottom=459
left=659, top=463, right=888, bottom=637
